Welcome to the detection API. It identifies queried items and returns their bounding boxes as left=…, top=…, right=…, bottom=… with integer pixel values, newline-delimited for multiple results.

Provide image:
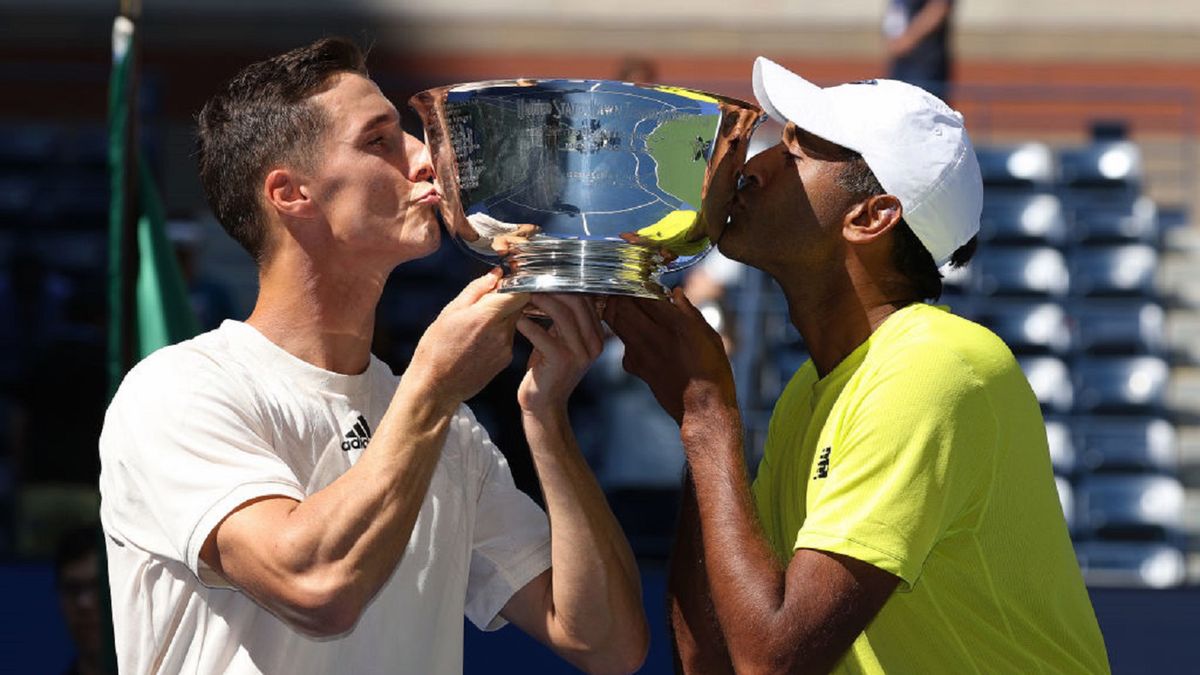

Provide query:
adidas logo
left=341, top=415, right=372, bottom=451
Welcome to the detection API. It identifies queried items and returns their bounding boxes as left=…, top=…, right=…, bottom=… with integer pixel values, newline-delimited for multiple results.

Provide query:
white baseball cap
left=752, top=57, right=982, bottom=266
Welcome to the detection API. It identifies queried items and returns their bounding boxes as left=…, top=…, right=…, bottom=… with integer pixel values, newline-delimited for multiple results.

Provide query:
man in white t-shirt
left=99, top=37, right=648, bottom=674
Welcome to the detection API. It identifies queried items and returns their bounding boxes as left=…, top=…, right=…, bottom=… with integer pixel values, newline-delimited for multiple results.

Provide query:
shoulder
left=865, top=304, right=1018, bottom=387
left=840, top=305, right=1032, bottom=432
left=108, top=326, right=258, bottom=418
left=773, top=361, right=819, bottom=415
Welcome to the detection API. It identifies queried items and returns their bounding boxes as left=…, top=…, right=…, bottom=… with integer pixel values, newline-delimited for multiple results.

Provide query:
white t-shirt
left=99, top=320, right=552, bottom=674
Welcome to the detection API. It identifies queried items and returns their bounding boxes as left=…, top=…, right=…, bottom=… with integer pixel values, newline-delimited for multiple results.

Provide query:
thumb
left=446, top=268, right=503, bottom=311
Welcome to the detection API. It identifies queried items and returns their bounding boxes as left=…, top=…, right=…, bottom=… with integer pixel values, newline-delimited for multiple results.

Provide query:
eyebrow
left=357, top=111, right=399, bottom=137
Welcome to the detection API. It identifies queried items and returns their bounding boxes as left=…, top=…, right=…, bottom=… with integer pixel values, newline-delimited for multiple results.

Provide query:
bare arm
left=607, top=291, right=898, bottom=674
left=499, top=294, right=649, bottom=675
left=681, top=403, right=898, bottom=674
left=667, top=474, right=734, bottom=674
left=200, top=270, right=528, bottom=637
left=889, top=0, right=952, bottom=58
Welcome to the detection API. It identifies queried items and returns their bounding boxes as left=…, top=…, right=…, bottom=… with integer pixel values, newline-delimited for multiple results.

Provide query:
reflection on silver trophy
left=411, top=79, right=763, bottom=298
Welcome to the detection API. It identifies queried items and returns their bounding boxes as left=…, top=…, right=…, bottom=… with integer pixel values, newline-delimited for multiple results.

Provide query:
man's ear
left=843, top=194, right=903, bottom=245
left=264, top=168, right=317, bottom=220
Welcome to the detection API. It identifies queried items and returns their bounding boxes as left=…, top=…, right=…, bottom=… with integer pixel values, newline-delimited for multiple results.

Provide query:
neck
left=246, top=246, right=390, bottom=375
left=777, top=254, right=919, bottom=378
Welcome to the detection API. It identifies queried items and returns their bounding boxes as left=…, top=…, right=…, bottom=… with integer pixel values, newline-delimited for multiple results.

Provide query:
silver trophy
left=410, top=79, right=763, bottom=298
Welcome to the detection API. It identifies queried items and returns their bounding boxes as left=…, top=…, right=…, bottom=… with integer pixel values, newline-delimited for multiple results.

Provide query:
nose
left=405, top=133, right=435, bottom=184
left=738, top=151, right=768, bottom=192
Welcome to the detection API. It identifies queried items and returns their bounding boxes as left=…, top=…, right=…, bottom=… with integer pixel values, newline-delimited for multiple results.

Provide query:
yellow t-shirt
left=752, top=303, right=1110, bottom=674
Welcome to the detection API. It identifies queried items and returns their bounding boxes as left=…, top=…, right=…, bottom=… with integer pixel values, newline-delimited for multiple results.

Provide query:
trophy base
left=497, top=239, right=668, bottom=299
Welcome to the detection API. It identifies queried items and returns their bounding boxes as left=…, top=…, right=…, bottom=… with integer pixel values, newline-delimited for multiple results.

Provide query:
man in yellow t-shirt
left=605, top=58, right=1109, bottom=673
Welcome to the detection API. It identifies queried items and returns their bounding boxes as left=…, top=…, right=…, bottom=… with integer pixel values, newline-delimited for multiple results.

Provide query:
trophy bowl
left=410, top=79, right=763, bottom=299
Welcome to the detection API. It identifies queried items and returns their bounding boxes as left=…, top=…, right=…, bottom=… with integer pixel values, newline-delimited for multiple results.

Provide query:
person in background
left=882, top=0, right=954, bottom=102
left=55, top=525, right=106, bottom=675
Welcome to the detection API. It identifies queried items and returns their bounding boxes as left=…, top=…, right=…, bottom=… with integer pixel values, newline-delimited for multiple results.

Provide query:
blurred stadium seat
left=1074, top=417, right=1177, bottom=473
left=1068, top=244, right=1158, bottom=297
left=1058, top=140, right=1143, bottom=189
left=1076, top=474, right=1184, bottom=539
left=1076, top=541, right=1186, bottom=589
left=980, top=192, right=1067, bottom=246
left=976, top=142, right=1055, bottom=188
left=1018, top=356, right=1074, bottom=414
left=973, top=300, right=1071, bottom=355
left=1070, top=300, right=1165, bottom=355
left=1045, top=417, right=1077, bottom=475
left=1066, top=193, right=1158, bottom=244
left=0, top=124, right=60, bottom=169
left=973, top=246, right=1070, bottom=297
left=1056, top=475, right=1076, bottom=534
left=0, top=174, right=36, bottom=219
left=1073, top=356, right=1169, bottom=414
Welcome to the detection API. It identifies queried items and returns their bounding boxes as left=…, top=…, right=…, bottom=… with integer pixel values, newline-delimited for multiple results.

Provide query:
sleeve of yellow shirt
left=792, top=346, right=998, bottom=591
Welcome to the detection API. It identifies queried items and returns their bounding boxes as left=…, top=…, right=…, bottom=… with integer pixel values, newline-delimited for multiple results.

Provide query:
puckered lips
left=413, top=187, right=442, bottom=206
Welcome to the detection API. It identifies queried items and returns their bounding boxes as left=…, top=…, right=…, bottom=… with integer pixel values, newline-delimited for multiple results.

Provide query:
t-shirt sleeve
left=454, top=408, right=552, bottom=631
left=100, top=350, right=304, bottom=587
left=792, top=350, right=995, bottom=590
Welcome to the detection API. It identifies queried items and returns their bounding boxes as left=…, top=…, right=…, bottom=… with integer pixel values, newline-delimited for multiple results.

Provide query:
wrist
left=681, top=380, right=738, bottom=418
left=680, top=400, right=741, bottom=456
left=520, top=401, right=570, bottom=428
left=397, top=368, right=460, bottom=420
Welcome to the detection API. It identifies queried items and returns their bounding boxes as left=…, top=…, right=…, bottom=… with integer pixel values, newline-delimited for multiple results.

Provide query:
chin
left=382, top=229, right=440, bottom=269
left=714, top=225, right=746, bottom=263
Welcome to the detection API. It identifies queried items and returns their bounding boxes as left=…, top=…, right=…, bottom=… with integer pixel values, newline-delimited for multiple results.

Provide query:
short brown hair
left=196, top=37, right=368, bottom=263
left=836, top=155, right=976, bottom=300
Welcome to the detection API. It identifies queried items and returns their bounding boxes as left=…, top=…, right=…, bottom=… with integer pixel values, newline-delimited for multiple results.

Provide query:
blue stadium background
left=2, top=3, right=1199, bottom=672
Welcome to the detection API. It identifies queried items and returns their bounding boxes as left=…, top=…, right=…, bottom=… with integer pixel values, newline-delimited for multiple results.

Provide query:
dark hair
left=196, top=37, right=368, bottom=263
left=836, top=155, right=977, bottom=301
left=55, top=524, right=100, bottom=586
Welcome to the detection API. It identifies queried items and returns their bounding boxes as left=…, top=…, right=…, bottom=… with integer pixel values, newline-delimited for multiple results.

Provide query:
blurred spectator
left=55, top=524, right=107, bottom=675
left=882, top=0, right=954, bottom=101
left=615, top=55, right=658, bottom=85
left=168, top=219, right=237, bottom=331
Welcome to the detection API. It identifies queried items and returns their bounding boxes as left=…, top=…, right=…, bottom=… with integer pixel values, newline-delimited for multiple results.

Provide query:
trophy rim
left=407, top=78, right=762, bottom=116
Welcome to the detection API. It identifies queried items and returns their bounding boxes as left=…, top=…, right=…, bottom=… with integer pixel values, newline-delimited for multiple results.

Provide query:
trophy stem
left=497, top=239, right=668, bottom=299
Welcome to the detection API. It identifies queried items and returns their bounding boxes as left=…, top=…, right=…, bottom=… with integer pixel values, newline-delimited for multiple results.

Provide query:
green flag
left=107, top=13, right=199, bottom=399
left=103, top=12, right=202, bottom=671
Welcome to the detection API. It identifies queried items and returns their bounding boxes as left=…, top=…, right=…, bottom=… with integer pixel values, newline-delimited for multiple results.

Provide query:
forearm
left=679, top=403, right=791, bottom=673
left=523, top=406, right=647, bottom=665
left=899, top=0, right=951, bottom=48
left=667, top=474, right=734, bottom=674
